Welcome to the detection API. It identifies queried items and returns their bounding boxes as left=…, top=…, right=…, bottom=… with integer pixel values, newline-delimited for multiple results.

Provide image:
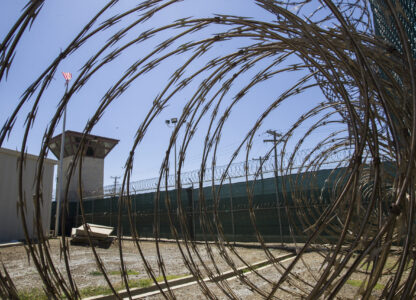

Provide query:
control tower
left=48, top=130, right=119, bottom=202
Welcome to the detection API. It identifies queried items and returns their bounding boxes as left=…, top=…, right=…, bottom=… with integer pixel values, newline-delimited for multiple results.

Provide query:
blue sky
left=0, top=1, right=344, bottom=187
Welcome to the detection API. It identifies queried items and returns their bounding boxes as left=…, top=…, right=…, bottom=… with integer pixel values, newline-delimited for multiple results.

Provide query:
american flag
left=62, top=72, right=72, bottom=81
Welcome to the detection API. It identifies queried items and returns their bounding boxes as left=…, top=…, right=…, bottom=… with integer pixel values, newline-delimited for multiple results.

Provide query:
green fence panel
left=51, top=167, right=365, bottom=242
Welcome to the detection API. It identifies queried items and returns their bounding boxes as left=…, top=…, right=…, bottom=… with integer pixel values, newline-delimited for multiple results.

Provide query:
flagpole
left=54, top=78, right=69, bottom=237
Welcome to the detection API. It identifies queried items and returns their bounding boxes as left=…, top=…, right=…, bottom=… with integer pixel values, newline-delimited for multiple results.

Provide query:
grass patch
left=80, top=274, right=188, bottom=297
left=373, top=283, right=386, bottom=290
left=79, top=278, right=154, bottom=298
left=79, top=285, right=114, bottom=298
left=129, top=278, right=153, bottom=289
left=109, top=269, right=140, bottom=276
left=156, top=274, right=186, bottom=281
left=89, top=270, right=103, bottom=276
left=127, top=274, right=187, bottom=289
left=18, top=274, right=188, bottom=299
left=360, top=260, right=399, bottom=271
left=347, top=279, right=385, bottom=291
left=18, top=288, right=48, bottom=300
left=359, top=258, right=414, bottom=272
left=347, top=279, right=364, bottom=287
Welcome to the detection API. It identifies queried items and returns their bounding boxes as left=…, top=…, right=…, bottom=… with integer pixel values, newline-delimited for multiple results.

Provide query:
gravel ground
left=0, top=239, right=398, bottom=299
left=143, top=252, right=390, bottom=300
left=0, top=239, right=286, bottom=295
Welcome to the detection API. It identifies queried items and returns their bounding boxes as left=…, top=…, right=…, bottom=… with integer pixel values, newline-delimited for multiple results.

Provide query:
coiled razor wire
left=0, top=0, right=415, bottom=299
left=97, top=148, right=358, bottom=196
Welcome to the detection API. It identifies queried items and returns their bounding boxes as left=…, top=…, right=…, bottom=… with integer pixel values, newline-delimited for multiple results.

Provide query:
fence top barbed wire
left=98, top=147, right=366, bottom=196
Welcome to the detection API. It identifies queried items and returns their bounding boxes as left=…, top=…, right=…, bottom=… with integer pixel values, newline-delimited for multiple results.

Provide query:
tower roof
left=48, top=130, right=119, bottom=159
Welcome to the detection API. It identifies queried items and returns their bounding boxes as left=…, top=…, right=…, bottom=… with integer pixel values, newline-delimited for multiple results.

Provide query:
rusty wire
left=1, top=0, right=415, bottom=299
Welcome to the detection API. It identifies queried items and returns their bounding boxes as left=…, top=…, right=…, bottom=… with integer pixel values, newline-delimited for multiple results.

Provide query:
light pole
left=165, top=117, right=178, bottom=189
left=54, top=72, right=71, bottom=237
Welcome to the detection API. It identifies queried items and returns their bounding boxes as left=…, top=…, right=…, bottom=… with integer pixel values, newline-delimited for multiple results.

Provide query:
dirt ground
left=0, top=239, right=397, bottom=299
left=145, top=252, right=370, bottom=300
left=0, top=239, right=286, bottom=296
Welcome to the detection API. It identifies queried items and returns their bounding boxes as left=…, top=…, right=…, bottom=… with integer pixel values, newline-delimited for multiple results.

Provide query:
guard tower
left=48, top=130, right=119, bottom=202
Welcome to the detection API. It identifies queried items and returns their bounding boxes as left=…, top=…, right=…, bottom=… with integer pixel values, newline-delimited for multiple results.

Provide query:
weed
left=109, top=269, right=140, bottom=276
left=79, top=285, right=114, bottom=298
left=89, top=270, right=103, bottom=276
left=156, top=274, right=186, bottom=281
left=18, top=288, right=48, bottom=300
left=347, top=279, right=385, bottom=291
left=17, top=274, right=188, bottom=299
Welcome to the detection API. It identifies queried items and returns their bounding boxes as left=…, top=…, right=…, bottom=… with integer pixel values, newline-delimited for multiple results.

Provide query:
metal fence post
left=274, top=171, right=283, bottom=246
left=192, top=183, right=195, bottom=240
left=91, top=198, right=94, bottom=224
left=133, top=187, right=137, bottom=237
left=264, top=130, right=284, bottom=245
left=229, top=176, right=236, bottom=244
left=75, top=201, right=79, bottom=228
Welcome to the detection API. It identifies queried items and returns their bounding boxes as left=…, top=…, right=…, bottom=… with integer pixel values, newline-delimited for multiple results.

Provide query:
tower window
left=86, top=146, right=95, bottom=157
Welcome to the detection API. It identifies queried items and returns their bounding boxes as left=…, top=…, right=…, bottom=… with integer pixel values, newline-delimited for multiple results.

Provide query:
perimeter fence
left=51, top=151, right=395, bottom=243
left=52, top=167, right=349, bottom=243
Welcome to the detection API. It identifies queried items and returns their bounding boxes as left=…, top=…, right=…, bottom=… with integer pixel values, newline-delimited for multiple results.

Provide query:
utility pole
left=253, top=156, right=265, bottom=193
left=111, top=176, right=121, bottom=196
left=264, top=130, right=283, bottom=246
left=252, top=156, right=264, bottom=181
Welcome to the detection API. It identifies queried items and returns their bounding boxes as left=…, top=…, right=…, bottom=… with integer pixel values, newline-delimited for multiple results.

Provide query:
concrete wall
left=60, top=156, right=104, bottom=201
left=0, top=148, right=56, bottom=243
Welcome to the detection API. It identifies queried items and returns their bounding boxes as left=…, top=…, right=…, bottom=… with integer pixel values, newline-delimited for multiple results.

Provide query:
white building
left=0, top=148, right=56, bottom=243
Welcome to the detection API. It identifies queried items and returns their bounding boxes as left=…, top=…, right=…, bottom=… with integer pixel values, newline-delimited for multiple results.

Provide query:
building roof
left=0, top=147, right=57, bottom=164
left=48, top=130, right=119, bottom=159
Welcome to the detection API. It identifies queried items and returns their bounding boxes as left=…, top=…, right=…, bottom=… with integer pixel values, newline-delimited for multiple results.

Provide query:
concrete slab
left=0, top=241, right=23, bottom=248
